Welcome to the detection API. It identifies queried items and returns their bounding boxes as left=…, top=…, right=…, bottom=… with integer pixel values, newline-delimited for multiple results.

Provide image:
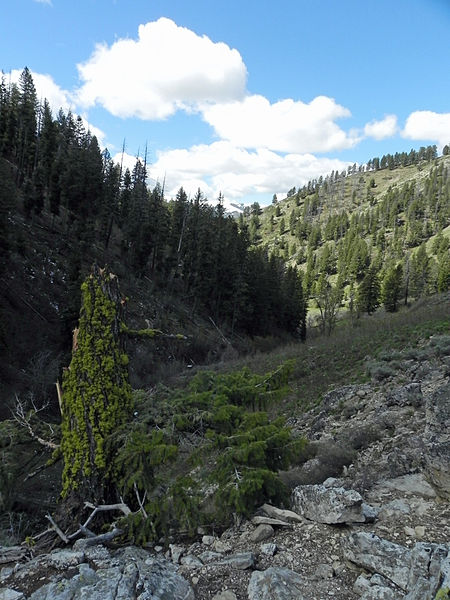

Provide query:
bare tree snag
left=60, top=265, right=132, bottom=507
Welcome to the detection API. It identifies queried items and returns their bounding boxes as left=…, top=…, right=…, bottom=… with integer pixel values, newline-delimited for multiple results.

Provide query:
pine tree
left=17, top=67, right=38, bottom=179
left=0, top=158, right=16, bottom=265
left=356, top=266, right=380, bottom=315
left=381, top=263, right=403, bottom=312
left=410, top=243, right=431, bottom=298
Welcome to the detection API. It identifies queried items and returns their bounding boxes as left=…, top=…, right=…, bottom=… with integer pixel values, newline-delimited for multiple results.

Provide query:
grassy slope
left=258, top=155, right=450, bottom=261
left=168, top=291, right=449, bottom=416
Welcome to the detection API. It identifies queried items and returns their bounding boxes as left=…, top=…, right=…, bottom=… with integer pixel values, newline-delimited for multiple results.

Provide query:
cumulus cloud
left=200, top=94, right=360, bottom=154
left=10, top=69, right=106, bottom=145
left=10, top=69, right=73, bottom=114
left=144, top=141, right=350, bottom=201
left=364, top=114, right=398, bottom=140
left=402, top=110, right=450, bottom=148
left=76, top=17, right=247, bottom=119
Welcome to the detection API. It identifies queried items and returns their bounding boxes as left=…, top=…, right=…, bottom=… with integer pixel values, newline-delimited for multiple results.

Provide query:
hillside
left=244, top=150, right=449, bottom=333
left=1, top=294, right=449, bottom=599
left=0, top=69, right=449, bottom=600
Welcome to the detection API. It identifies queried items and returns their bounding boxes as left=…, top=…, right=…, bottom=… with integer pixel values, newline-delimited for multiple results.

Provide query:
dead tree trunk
left=60, top=265, right=132, bottom=509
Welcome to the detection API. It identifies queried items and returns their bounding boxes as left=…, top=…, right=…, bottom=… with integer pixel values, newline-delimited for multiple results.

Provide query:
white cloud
left=402, top=110, right=450, bottom=148
left=364, top=114, right=398, bottom=140
left=147, top=141, right=350, bottom=201
left=10, top=69, right=106, bottom=146
left=200, top=94, right=360, bottom=154
left=10, top=69, right=73, bottom=114
left=33, top=0, right=52, bottom=5
left=76, top=17, right=247, bottom=120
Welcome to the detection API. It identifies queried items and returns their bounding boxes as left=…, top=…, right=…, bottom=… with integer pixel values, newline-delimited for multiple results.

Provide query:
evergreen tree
left=436, top=252, right=450, bottom=293
left=356, top=266, right=380, bottom=314
left=17, top=67, right=38, bottom=179
left=381, top=263, right=403, bottom=312
left=0, top=158, right=16, bottom=265
left=410, top=243, right=431, bottom=298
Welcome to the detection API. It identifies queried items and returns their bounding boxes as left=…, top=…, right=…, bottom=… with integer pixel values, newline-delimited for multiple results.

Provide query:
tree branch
left=12, top=394, right=59, bottom=450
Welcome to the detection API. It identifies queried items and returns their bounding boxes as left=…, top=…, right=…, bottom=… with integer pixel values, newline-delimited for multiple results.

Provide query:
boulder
left=214, top=552, right=256, bottom=570
left=0, top=590, right=25, bottom=600
left=404, top=542, right=449, bottom=599
left=344, top=532, right=450, bottom=599
left=6, top=546, right=194, bottom=600
left=251, top=516, right=290, bottom=528
left=343, top=532, right=411, bottom=590
left=247, top=567, right=307, bottom=600
left=260, top=504, right=303, bottom=523
left=212, top=592, right=238, bottom=600
left=386, top=383, right=422, bottom=407
left=423, top=382, right=450, bottom=499
left=249, top=525, right=274, bottom=543
left=260, top=543, right=277, bottom=557
left=292, top=484, right=375, bottom=524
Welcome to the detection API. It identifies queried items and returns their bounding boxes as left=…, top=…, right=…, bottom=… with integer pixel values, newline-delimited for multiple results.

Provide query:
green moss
left=60, top=269, right=132, bottom=499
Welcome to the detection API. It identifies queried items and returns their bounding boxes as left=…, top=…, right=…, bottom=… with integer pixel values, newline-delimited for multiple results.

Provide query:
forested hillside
left=0, top=68, right=449, bottom=572
left=244, top=145, right=450, bottom=334
left=0, top=68, right=306, bottom=409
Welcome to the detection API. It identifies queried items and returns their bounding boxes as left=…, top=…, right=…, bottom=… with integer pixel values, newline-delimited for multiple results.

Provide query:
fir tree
left=381, top=263, right=403, bottom=312
left=356, top=266, right=380, bottom=315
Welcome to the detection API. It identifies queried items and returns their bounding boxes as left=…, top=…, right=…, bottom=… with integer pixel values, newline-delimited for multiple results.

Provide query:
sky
left=1, top=0, right=450, bottom=207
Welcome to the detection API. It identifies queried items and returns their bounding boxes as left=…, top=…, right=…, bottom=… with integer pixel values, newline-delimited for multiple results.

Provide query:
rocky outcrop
left=1, top=546, right=194, bottom=600
left=291, top=481, right=377, bottom=524
left=343, top=531, right=450, bottom=598
left=2, top=335, right=449, bottom=600
left=423, top=382, right=450, bottom=500
left=343, top=532, right=411, bottom=590
left=247, top=567, right=307, bottom=600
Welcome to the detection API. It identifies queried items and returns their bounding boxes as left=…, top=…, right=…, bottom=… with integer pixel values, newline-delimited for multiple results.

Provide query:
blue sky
left=2, top=0, right=450, bottom=206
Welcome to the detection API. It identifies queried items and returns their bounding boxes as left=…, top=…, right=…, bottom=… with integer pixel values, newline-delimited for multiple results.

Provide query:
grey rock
left=387, top=383, right=422, bottom=407
left=198, top=550, right=223, bottom=563
left=343, top=532, right=411, bottom=590
left=423, top=382, right=450, bottom=499
left=251, top=516, right=290, bottom=528
left=180, top=554, right=203, bottom=568
left=380, top=499, right=411, bottom=517
left=376, top=474, right=436, bottom=498
left=0, top=590, right=25, bottom=600
left=314, top=563, right=334, bottom=579
left=260, top=503, right=303, bottom=523
left=0, top=568, right=14, bottom=583
left=39, top=549, right=85, bottom=569
left=344, top=532, right=450, bottom=598
left=16, top=547, right=194, bottom=600
left=361, top=586, right=403, bottom=599
left=169, top=543, right=185, bottom=564
left=404, top=542, right=449, bottom=599
left=292, top=484, right=375, bottom=524
left=202, top=535, right=216, bottom=546
left=249, top=525, right=274, bottom=543
left=353, top=574, right=371, bottom=595
left=212, top=540, right=232, bottom=553
left=214, top=552, right=256, bottom=570
left=260, top=543, right=277, bottom=557
left=248, top=567, right=307, bottom=599
left=78, top=544, right=111, bottom=568
left=212, top=592, right=237, bottom=600
left=362, top=502, right=379, bottom=522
